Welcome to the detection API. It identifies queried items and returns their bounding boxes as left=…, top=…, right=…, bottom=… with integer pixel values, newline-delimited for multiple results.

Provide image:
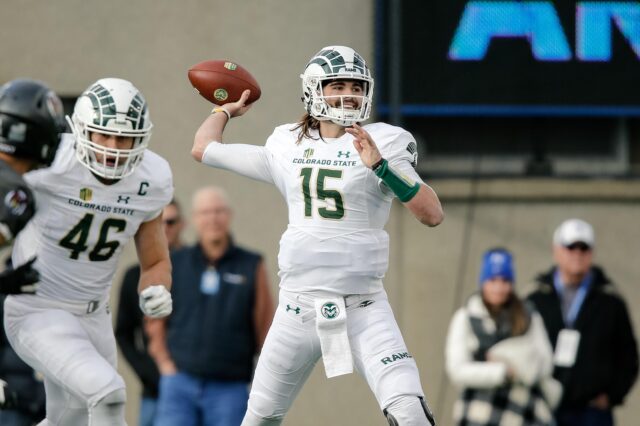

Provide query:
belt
left=280, top=290, right=386, bottom=323
left=5, top=294, right=109, bottom=317
left=86, top=300, right=101, bottom=314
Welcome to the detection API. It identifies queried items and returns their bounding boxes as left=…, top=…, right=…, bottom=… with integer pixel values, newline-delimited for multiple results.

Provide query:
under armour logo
left=337, top=151, right=351, bottom=158
left=117, top=195, right=130, bottom=204
left=286, top=304, right=301, bottom=315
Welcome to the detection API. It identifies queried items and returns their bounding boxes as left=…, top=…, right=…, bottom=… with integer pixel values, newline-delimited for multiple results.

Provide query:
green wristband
left=373, top=158, right=420, bottom=202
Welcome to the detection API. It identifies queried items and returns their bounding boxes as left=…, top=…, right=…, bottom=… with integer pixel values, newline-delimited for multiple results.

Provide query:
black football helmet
left=0, top=79, right=65, bottom=167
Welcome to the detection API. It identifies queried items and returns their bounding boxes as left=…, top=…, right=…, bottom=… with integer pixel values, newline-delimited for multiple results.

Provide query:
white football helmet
left=68, top=78, right=152, bottom=179
left=300, top=46, right=374, bottom=126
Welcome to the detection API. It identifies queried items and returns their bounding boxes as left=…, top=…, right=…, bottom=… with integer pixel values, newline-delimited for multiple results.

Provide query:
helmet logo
left=8, top=122, right=26, bottom=142
left=87, top=84, right=118, bottom=127
left=224, top=62, right=237, bottom=71
left=87, top=84, right=148, bottom=131
left=214, top=88, right=228, bottom=102
left=321, top=302, right=339, bottom=319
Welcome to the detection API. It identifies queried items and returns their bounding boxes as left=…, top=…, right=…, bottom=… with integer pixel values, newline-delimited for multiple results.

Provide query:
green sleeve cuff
left=373, top=159, right=421, bottom=202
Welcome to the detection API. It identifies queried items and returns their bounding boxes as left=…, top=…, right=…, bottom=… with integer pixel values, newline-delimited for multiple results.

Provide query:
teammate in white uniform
left=191, top=46, right=444, bottom=426
left=4, top=78, right=174, bottom=426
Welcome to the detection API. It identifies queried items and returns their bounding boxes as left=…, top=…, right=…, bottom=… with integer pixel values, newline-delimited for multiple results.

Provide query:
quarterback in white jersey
left=4, top=78, right=174, bottom=426
left=192, top=46, right=444, bottom=426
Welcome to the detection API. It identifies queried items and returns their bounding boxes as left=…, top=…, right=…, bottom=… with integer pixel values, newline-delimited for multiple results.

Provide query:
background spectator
left=446, top=248, right=557, bottom=425
left=528, top=218, right=639, bottom=426
left=147, top=186, right=274, bottom=426
left=116, top=199, right=185, bottom=426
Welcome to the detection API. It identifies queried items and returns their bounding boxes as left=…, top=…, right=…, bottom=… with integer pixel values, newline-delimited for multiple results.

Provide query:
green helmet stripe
left=128, top=93, right=147, bottom=130
left=86, top=84, right=147, bottom=130
left=87, top=84, right=117, bottom=127
left=309, top=49, right=370, bottom=77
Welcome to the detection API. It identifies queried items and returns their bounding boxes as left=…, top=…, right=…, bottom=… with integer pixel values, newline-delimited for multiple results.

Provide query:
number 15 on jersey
left=300, top=168, right=344, bottom=220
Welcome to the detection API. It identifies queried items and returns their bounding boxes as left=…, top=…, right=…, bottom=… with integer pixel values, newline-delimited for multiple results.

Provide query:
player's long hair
left=292, top=113, right=321, bottom=144
left=483, top=291, right=530, bottom=337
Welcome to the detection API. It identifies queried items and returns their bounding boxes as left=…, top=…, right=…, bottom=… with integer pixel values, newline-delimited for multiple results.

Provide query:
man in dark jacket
left=528, top=218, right=638, bottom=426
left=146, top=186, right=275, bottom=426
left=115, top=198, right=185, bottom=426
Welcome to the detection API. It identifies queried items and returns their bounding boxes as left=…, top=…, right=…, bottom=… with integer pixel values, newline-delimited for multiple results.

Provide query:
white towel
left=315, top=297, right=353, bottom=378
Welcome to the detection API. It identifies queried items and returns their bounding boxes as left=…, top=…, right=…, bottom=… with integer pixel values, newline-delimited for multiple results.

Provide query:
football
left=188, top=60, right=261, bottom=105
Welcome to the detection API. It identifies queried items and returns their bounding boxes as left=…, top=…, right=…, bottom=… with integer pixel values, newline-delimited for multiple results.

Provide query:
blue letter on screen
left=449, top=1, right=572, bottom=61
left=577, top=2, right=640, bottom=61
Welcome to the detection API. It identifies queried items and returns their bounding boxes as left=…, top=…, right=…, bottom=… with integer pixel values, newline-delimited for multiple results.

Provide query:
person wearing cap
left=527, top=219, right=639, bottom=426
left=446, top=248, right=557, bottom=425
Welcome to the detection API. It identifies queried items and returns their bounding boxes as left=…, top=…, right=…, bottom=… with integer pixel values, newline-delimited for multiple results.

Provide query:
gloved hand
left=0, top=257, right=39, bottom=295
left=139, top=285, right=172, bottom=318
left=0, top=379, right=19, bottom=409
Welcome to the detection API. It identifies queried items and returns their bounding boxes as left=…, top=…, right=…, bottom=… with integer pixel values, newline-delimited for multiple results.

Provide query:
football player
left=0, top=79, right=64, bottom=411
left=0, top=79, right=64, bottom=292
left=191, top=46, right=443, bottom=425
left=4, top=78, right=174, bottom=426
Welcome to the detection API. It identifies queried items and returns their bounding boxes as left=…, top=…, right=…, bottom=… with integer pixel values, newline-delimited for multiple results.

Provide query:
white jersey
left=12, top=135, right=173, bottom=302
left=203, top=122, right=422, bottom=295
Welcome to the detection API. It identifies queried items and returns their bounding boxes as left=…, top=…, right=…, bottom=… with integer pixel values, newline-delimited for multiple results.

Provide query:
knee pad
left=383, top=396, right=436, bottom=426
left=88, top=388, right=126, bottom=426
left=241, top=408, right=284, bottom=426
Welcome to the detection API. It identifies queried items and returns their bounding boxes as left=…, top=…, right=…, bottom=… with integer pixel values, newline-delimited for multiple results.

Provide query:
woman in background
left=445, top=248, right=559, bottom=426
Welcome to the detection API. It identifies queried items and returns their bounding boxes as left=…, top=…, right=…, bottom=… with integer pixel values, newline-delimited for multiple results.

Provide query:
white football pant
left=4, top=294, right=126, bottom=426
left=242, top=289, right=428, bottom=425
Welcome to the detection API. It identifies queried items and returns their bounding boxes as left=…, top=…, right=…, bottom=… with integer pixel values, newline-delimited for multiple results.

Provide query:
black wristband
left=371, top=157, right=385, bottom=172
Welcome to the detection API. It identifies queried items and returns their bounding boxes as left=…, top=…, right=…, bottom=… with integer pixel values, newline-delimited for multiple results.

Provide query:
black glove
left=0, top=257, right=39, bottom=295
left=0, top=379, right=19, bottom=409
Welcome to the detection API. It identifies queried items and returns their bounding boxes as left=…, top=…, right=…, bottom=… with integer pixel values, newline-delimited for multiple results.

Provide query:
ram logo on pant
left=321, top=302, right=339, bottom=319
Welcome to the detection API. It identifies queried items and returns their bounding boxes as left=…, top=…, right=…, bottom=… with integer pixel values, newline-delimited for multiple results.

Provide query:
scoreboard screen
left=376, top=1, right=640, bottom=116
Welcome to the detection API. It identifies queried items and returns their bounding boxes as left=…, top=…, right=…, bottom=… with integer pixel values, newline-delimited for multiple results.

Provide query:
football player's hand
left=0, top=379, right=19, bottom=409
left=217, top=89, right=253, bottom=118
left=0, top=257, right=39, bottom=295
left=139, top=285, right=172, bottom=318
left=346, top=123, right=382, bottom=168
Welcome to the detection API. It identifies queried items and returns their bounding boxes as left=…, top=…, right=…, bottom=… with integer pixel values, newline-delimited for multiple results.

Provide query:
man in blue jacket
left=147, top=186, right=275, bottom=426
